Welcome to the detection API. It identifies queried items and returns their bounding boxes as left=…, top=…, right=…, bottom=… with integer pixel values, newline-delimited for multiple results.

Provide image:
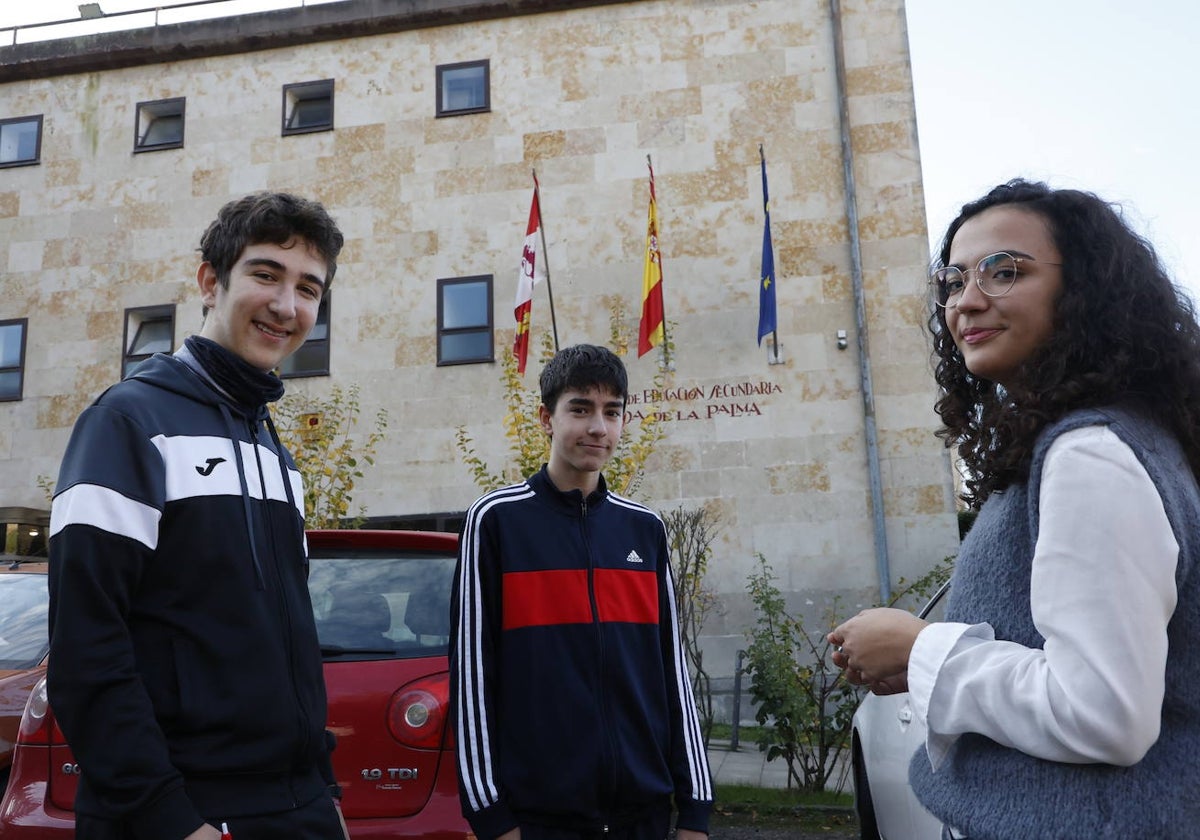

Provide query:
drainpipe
left=829, top=0, right=891, bottom=603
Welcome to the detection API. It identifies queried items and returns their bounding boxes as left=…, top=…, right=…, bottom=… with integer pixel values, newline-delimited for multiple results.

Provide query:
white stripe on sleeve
left=50, top=483, right=161, bottom=550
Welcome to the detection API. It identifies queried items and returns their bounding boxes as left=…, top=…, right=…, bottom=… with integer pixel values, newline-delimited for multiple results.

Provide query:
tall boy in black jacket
left=48, top=193, right=348, bottom=840
left=451, top=344, right=713, bottom=840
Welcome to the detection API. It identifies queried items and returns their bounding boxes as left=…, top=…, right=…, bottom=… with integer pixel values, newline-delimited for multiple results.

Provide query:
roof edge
left=0, top=0, right=634, bottom=84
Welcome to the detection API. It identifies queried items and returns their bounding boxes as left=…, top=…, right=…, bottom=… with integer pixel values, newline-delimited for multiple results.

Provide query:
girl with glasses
left=829, top=179, right=1200, bottom=838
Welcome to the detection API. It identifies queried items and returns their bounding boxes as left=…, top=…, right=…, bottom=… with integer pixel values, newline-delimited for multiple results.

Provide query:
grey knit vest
left=909, top=406, right=1200, bottom=839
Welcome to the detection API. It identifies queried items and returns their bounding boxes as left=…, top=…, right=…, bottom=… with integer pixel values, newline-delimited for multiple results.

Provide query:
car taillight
left=387, top=673, right=450, bottom=750
left=17, top=675, right=67, bottom=746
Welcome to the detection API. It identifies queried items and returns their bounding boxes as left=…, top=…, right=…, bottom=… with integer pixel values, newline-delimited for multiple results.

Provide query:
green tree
left=742, top=554, right=955, bottom=792
left=272, top=383, right=387, bottom=529
left=743, top=554, right=857, bottom=792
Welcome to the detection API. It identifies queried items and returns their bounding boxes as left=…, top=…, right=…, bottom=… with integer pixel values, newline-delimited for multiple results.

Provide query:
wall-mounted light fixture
left=836, top=329, right=848, bottom=350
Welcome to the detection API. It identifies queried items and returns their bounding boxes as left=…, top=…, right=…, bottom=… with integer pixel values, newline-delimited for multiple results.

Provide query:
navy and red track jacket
left=450, top=467, right=713, bottom=839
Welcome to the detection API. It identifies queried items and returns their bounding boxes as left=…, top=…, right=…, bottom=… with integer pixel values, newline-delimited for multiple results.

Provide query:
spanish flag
left=637, top=162, right=665, bottom=357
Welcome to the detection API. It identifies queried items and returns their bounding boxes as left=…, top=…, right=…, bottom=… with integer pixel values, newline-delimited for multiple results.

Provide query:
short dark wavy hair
left=929, top=179, right=1200, bottom=506
left=199, top=192, right=344, bottom=291
left=539, top=344, right=629, bottom=412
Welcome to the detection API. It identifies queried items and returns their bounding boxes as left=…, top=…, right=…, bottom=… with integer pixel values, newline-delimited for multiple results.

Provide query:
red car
left=0, top=531, right=470, bottom=839
left=0, top=559, right=50, bottom=795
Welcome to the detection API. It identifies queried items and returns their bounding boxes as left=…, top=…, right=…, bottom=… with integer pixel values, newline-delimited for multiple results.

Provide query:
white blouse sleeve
left=907, top=425, right=1178, bottom=770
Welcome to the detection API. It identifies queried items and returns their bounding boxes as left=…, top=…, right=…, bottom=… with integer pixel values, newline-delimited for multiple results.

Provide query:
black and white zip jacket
left=450, top=467, right=713, bottom=839
left=47, top=350, right=333, bottom=840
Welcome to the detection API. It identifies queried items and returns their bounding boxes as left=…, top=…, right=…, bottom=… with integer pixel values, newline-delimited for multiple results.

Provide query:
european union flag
left=757, top=149, right=777, bottom=345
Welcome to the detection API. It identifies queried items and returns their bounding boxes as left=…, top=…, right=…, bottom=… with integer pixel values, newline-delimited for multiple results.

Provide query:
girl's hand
left=828, top=608, right=927, bottom=684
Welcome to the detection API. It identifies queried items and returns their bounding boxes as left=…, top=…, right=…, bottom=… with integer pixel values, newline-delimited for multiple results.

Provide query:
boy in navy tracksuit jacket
left=48, top=193, right=347, bottom=840
left=450, top=344, right=713, bottom=840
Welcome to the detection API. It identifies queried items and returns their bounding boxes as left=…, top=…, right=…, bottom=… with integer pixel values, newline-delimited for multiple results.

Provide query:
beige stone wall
left=0, top=0, right=959, bottom=662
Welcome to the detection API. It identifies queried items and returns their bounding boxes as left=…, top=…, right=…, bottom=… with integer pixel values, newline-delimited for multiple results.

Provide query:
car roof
left=306, top=529, right=457, bottom=552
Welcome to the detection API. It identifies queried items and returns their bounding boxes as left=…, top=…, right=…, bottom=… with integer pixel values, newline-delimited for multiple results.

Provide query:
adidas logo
left=625, top=550, right=644, bottom=564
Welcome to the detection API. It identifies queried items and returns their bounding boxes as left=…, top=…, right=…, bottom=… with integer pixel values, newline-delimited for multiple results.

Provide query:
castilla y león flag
left=513, top=178, right=542, bottom=374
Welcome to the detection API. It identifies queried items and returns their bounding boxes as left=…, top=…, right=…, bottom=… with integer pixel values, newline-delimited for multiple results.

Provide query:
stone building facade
left=0, top=0, right=959, bottom=674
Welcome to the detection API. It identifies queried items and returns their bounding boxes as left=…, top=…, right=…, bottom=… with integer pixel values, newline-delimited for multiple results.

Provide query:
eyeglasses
left=931, top=252, right=1062, bottom=308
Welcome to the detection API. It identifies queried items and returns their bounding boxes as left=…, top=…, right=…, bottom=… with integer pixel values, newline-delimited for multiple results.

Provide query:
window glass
left=0, top=371, right=20, bottom=399
left=289, top=98, right=332, bottom=131
left=135, top=99, right=184, bottom=152
left=0, top=319, right=26, bottom=401
left=129, top=317, right=173, bottom=356
left=441, top=279, right=489, bottom=329
left=436, top=61, right=489, bottom=116
left=439, top=331, right=491, bottom=362
left=0, top=574, right=49, bottom=670
left=279, top=295, right=330, bottom=378
left=142, top=114, right=183, bottom=146
left=437, top=276, right=493, bottom=365
left=123, top=306, right=174, bottom=379
left=0, top=117, right=41, bottom=165
left=283, top=80, right=334, bottom=135
left=0, top=321, right=23, bottom=367
left=308, top=550, right=456, bottom=659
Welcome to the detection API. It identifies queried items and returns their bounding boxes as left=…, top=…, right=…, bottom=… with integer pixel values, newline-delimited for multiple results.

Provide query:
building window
left=0, top=115, right=42, bottom=168
left=279, top=295, right=331, bottom=378
left=436, top=60, right=489, bottom=117
left=134, top=98, right=185, bottom=152
left=123, top=305, right=175, bottom=378
left=0, top=319, right=27, bottom=401
left=282, top=80, right=334, bottom=135
left=437, top=275, right=493, bottom=366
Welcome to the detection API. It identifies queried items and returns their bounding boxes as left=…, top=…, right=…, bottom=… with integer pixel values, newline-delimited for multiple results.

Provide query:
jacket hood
left=126, top=351, right=262, bottom=419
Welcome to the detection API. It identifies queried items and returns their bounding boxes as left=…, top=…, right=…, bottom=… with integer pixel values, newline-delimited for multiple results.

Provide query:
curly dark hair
left=929, top=179, right=1200, bottom=507
left=199, top=192, right=344, bottom=290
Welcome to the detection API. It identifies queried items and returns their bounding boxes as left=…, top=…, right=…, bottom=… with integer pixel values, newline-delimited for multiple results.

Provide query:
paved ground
left=706, top=739, right=792, bottom=789
left=707, top=739, right=852, bottom=792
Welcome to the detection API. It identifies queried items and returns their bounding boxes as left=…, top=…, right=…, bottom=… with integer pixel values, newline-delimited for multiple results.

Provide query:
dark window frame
left=122, top=304, right=176, bottom=379
left=0, top=318, right=28, bottom=402
left=436, top=275, right=494, bottom=366
left=282, top=79, right=335, bottom=136
left=134, top=97, right=186, bottom=153
left=279, top=294, right=332, bottom=379
left=0, top=115, right=43, bottom=169
left=435, top=60, right=490, bottom=118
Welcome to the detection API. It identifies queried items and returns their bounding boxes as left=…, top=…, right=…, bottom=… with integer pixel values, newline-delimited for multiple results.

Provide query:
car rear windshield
left=0, top=573, right=50, bottom=670
left=308, top=551, right=455, bottom=659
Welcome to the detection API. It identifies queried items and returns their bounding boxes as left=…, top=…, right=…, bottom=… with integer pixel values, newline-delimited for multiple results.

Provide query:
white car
left=850, top=580, right=950, bottom=840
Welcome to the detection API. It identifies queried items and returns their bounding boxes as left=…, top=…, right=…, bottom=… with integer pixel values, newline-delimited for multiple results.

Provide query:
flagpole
left=759, top=144, right=779, bottom=362
left=532, top=169, right=560, bottom=353
left=647, top=154, right=671, bottom=370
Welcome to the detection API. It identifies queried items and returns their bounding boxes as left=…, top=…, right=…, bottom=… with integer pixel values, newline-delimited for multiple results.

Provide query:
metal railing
left=1, top=0, right=326, bottom=47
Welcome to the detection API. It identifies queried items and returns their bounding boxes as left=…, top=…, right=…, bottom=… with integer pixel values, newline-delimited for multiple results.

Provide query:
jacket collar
left=529, top=464, right=608, bottom=513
